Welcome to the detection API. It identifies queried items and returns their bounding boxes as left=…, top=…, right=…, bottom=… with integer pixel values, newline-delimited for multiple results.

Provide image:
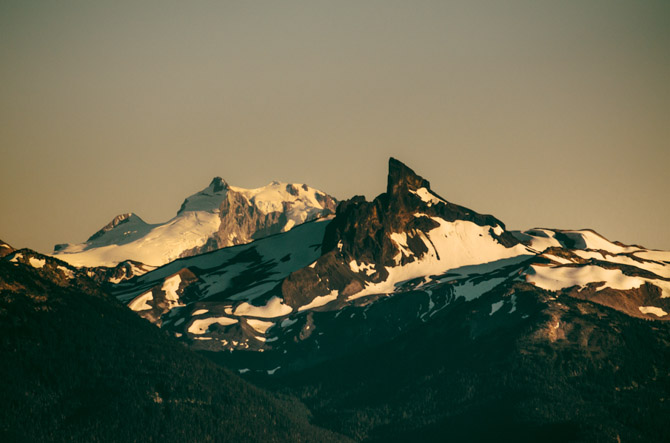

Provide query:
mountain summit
left=52, top=178, right=337, bottom=268
left=282, top=158, right=526, bottom=307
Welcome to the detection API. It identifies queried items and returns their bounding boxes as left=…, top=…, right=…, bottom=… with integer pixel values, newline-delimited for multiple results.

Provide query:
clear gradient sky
left=1, top=1, right=669, bottom=253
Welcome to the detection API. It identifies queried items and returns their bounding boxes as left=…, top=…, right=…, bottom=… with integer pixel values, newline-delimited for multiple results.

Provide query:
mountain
left=0, top=244, right=347, bottom=442
left=7, top=158, right=670, bottom=441
left=268, top=280, right=670, bottom=442
left=109, top=158, right=670, bottom=375
left=52, top=177, right=337, bottom=269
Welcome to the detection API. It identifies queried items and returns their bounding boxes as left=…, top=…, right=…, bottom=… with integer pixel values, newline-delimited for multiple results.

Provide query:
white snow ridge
left=52, top=178, right=336, bottom=268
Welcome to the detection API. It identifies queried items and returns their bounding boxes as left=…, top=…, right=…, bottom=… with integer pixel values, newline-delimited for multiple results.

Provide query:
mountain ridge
left=52, top=177, right=337, bottom=269
left=3, top=157, right=670, bottom=441
left=101, top=158, right=670, bottom=378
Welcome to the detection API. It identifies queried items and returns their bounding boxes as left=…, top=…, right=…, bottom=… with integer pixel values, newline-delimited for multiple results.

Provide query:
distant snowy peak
left=52, top=177, right=337, bottom=269
left=176, top=176, right=336, bottom=219
left=88, top=213, right=138, bottom=241
left=229, top=181, right=336, bottom=227
left=84, top=213, right=153, bottom=248
left=177, top=177, right=229, bottom=214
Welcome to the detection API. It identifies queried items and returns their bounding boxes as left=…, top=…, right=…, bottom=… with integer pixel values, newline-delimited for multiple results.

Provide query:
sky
left=1, top=0, right=668, bottom=254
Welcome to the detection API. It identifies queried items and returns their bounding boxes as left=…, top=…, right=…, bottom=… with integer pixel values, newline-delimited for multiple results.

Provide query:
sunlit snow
left=28, top=257, right=46, bottom=268
left=639, top=306, right=668, bottom=317
left=128, top=291, right=153, bottom=311
left=188, top=317, right=238, bottom=334
left=298, top=290, right=339, bottom=311
left=349, top=218, right=531, bottom=301
left=234, top=296, right=293, bottom=318
left=526, top=265, right=645, bottom=292
left=246, top=319, right=275, bottom=334
left=409, top=187, right=444, bottom=207
left=162, top=274, right=183, bottom=310
left=349, top=260, right=376, bottom=276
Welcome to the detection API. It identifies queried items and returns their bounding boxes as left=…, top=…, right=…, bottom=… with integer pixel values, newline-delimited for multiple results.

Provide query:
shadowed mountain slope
left=0, top=245, right=347, bottom=442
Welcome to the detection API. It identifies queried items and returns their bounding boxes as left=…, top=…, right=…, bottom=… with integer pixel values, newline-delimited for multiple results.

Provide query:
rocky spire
left=209, top=177, right=229, bottom=193
left=386, top=157, right=431, bottom=196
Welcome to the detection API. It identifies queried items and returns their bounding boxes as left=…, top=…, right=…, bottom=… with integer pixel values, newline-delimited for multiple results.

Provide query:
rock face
left=83, top=260, right=157, bottom=285
left=281, top=157, right=521, bottom=307
left=52, top=177, right=337, bottom=269
left=180, top=180, right=337, bottom=257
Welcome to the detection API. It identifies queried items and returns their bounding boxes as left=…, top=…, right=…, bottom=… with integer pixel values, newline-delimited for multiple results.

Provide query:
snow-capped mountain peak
left=177, top=177, right=229, bottom=215
left=52, top=177, right=337, bottom=268
left=84, top=213, right=153, bottom=247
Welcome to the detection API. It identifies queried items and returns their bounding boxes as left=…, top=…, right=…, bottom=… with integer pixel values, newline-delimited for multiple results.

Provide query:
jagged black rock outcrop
left=281, top=158, right=520, bottom=308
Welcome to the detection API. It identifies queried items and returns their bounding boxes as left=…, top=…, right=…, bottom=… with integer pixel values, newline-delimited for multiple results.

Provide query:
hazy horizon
left=1, top=1, right=669, bottom=253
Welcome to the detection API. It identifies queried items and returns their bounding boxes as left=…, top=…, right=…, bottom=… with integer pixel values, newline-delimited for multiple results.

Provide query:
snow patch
left=9, top=253, right=23, bottom=263
left=349, top=260, right=376, bottom=276
left=128, top=291, right=153, bottom=312
left=161, top=274, right=183, bottom=309
left=280, top=318, right=298, bottom=328
left=639, top=306, right=668, bottom=317
left=634, top=250, right=670, bottom=262
left=234, top=296, right=293, bottom=318
left=57, top=266, right=75, bottom=278
left=573, top=250, right=670, bottom=278
left=490, top=301, right=504, bottom=316
left=527, top=264, right=646, bottom=293
left=298, top=290, right=339, bottom=311
left=188, top=317, right=238, bottom=334
left=28, top=257, right=46, bottom=268
left=518, top=229, right=563, bottom=252
left=247, top=319, right=275, bottom=334
left=283, top=219, right=296, bottom=232
left=561, top=230, right=638, bottom=254
left=410, top=187, right=444, bottom=206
